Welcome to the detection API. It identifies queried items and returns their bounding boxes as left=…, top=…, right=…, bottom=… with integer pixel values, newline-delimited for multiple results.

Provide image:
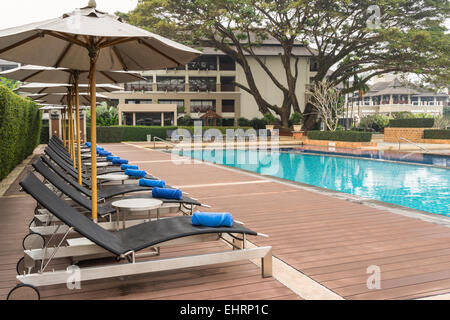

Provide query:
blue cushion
left=152, top=187, right=182, bottom=200
left=106, top=156, right=119, bottom=161
left=125, top=169, right=147, bottom=178
left=139, top=179, right=165, bottom=188
left=112, top=158, right=128, bottom=165
left=98, top=150, right=112, bottom=157
left=121, top=164, right=138, bottom=170
left=192, top=212, right=233, bottom=228
left=85, top=142, right=91, bottom=147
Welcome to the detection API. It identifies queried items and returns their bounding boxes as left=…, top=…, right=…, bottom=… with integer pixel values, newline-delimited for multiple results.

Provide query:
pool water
left=179, top=149, right=450, bottom=216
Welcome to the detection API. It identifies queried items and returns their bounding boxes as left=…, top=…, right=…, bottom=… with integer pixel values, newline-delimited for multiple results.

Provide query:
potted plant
left=290, top=112, right=303, bottom=132
left=263, top=112, right=277, bottom=132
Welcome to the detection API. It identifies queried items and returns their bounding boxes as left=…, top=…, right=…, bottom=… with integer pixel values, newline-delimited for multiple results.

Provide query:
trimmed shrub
left=238, top=117, right=251, bottom=127
left=307, top=130, right=372, bottom=142
left=389, top=118, right=435, bottom=128
left=87, top=126, right=253, bottom=143
left=0, top=86, right=42, bottom=181
left=423, top=130, right=450, bottom=140
left=359, top=114, right=390, bottom=132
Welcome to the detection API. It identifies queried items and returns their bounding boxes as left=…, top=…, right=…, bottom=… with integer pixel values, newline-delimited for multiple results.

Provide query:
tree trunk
left=302, top=102, right=318, bottom=131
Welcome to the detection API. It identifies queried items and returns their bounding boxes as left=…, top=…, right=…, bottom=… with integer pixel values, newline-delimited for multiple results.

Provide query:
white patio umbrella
left=0, top=65, right=145, bottom=85
left=16, top=83, right=122, bottom=94
left=0, top=1, right=200, bottom=221
left=31, top=92, right=108, bottom=163
left=1, top=65, right=144, bottom=184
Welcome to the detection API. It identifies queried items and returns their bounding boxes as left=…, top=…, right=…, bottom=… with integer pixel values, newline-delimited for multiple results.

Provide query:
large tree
left=119, top=0, right=449, bottom=129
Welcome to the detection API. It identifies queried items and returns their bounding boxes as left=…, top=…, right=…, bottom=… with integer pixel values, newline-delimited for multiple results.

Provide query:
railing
left=153, top=136, right=177, bottom=149
left=398, top=137, right=430, bottom=153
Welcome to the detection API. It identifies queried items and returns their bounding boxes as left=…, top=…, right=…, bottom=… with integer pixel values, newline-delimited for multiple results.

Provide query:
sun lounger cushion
left=125, top=169, right=146, bottom=177
left=152, top=187, right=182, bottom=200
left=139, top=179, right=165, bottom=188
left=98, top=150, right=112, bottom=157
left=121, top=164, right=138, bottom=170
left=192, top=212, right=233, bottom=228
left=107, top=156, right=120, bottom=161
left=85, top=142, right=91, bottom=147
left=112, top=158, right=128, bottom=165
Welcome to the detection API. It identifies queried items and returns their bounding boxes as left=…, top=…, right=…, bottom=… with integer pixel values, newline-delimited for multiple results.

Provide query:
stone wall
left=384, top=128, right=426, bottom=143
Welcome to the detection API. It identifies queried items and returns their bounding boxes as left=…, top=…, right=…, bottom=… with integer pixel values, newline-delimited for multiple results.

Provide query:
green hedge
left=87, top=126, right=253, bottom=143
left=423, top=130, right=450, bottom=140
left=307, top=130, right=372, bottom=142
left=389, top=118, right=435, bottom=128
left=0, top=86, right=42, bottom=181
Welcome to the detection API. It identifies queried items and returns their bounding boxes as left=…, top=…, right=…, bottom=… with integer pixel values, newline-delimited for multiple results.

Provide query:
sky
left=0, top=0, right=138, bottom=29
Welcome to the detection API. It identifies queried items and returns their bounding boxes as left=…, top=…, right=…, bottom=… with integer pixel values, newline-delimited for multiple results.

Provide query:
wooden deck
left=114, top=143, right=450, bottom=300
left=1, top=142, right=449, bottom=300
left=0, top=154, right=298, bottom=300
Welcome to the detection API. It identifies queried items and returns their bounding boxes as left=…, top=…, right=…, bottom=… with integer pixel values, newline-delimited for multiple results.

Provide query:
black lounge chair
left=45, top=147, right=156, bottom=184
left=8, top=172, right=271, bottom=299
left=35, top=158, right=167, bottom=200
left=30, top=163, right=201, bottom=219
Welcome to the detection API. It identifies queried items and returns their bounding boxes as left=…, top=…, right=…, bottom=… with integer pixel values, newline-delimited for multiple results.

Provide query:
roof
left=365, top=77, right=448, bottom=98
left=200, top=45, right=314, bottom=57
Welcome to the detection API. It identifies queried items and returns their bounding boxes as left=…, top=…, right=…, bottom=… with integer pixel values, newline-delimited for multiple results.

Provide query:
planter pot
left=265, top=125, right=275, bottom=131
left=293, top=125, right=302, bottom=132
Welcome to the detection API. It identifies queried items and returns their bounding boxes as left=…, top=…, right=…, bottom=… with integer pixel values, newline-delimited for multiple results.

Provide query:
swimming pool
left=178, top=149, right=450, bottom=216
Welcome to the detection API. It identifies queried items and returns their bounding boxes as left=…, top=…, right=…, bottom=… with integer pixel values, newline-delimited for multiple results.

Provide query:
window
left=135, top=112, right=162, bottom=126
left=222, top=100, right=235, bottom=113
left=188, top=56, right=217, bottom=70
left=125, top=99, right=152, bottom=104
left=219, top=56, right=236, bottom=71
left=122, top=112, right=133, bottom=126
left=310, top=58, right=319, bottom=72
left=124, top=76, right=153, bottom=91
left=221, top=77, right=235, bottom=92
left=108, top=99, right=119, bottom=107
left=190, top=100, right=216, bottom=113
left=159, top=99, right=185, bottom=113
left=189, top=77, right=216, bottom=92
left=164, top=113, right=174, bottom=126
left=157, top=77, right=185, bottom=92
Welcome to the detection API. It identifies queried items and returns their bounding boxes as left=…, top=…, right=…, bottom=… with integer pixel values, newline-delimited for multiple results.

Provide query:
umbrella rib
left=44, top=31, right=87, bottom=48
left=0, top=33, right=42, bottom=55
left=22, top=69, right=45, bottom=82
left=140, top=40, right=181, bottom=66
left=98, top=37, right=136, bottom=49
left=99, top=71, right=118, bottom=84
left=112, top=46, right=128, bottom=71
left=55, top=41, right=74, bottom=68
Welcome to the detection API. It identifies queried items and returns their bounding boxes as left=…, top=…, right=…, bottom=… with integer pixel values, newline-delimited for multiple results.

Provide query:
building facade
left=105, top=41, right=316, bottom=126
left=348, top=76, right=448, bottom=118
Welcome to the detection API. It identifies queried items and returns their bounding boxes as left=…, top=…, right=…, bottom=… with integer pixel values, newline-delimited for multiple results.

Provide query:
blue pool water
left=179, top=149, right=450, bottom=216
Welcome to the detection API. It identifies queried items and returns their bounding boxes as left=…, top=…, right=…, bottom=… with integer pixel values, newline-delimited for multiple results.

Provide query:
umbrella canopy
left=39, top=105, right=65, bottom=110
left=15, top=82, right=122, bottom=94
left=0, top=65, right=145, bottom=84
left=0, top=6, right=200, bottom=71
left=0, top=1, right=201, bottom=222
left=29, top=92, right=108, bottom=105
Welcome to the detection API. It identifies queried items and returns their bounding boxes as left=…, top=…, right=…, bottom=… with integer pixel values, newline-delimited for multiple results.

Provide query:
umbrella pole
left=89, top=56, right=98, bottom=222
left=68, top=93, right=74, bottom=165
left=62, top=109, right=66, bottom=147
left=75, top=79, right=82, bottom=185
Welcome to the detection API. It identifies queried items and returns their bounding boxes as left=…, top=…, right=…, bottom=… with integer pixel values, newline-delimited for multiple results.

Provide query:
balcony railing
left=156, top=84, right=185, bottom=92
left=124, top=84, right=153, bottom=92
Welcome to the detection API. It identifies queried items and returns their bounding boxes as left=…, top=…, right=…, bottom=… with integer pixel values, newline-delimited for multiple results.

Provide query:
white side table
left=83, top=161, right=111, bottom=175
left=97, top=173, right=130, bottom=186
left=111, top=198, right=163, bottom=230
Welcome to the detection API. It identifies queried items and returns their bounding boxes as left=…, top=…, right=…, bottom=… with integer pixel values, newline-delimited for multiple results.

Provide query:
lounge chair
left=26, top=166, right=203, bottom=235
left=7, top=172, right=272, bottom=300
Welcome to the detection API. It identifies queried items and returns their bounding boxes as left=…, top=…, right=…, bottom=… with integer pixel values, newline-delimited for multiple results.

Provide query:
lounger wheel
left=7, top=284, right=40, bottom=300
left=16, top=257, right=38, bottom=276
left=22, top=232, right=45, bottom=250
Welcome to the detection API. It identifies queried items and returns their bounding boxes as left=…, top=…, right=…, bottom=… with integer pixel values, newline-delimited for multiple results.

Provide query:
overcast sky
left=0, top=0, right=138, bottom=29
